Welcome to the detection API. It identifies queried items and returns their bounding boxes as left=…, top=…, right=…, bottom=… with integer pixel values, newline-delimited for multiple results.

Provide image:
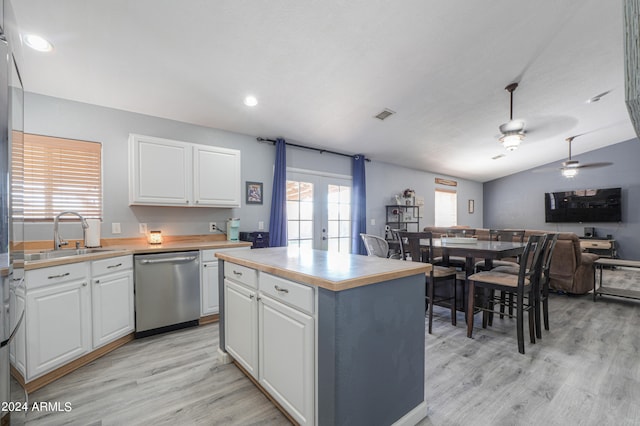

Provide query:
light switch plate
left=112, top=223, right=121, bottom=234
left=258, top=221, right=264, bottom=230
left=139, top=223, right=147, bottom=234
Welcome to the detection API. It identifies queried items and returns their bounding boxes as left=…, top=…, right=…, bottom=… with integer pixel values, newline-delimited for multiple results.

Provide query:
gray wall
left=23, top=93, right=484, bottom=242
left=484, top=138, right=640, bottom=260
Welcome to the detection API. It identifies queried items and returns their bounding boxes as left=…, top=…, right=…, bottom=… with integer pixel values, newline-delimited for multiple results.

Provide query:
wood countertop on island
left=216, top=246, right=431, bottom=292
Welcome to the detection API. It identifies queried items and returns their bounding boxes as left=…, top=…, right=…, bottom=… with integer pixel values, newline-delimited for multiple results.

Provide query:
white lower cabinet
left=201, top=247, right=250, bottom=317
left=91, top=256, right=134, bottom=349
left=224, top=279, right=259, bottom=377
left=26, top=278, right=91, bottom=380
left=224, top=264, right=315, bottom=425
left=259, top=294, right=314, bottom=426
left=18, top=255, right=135, bottom=383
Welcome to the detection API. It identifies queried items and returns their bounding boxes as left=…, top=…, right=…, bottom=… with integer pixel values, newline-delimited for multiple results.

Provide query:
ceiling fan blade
left=532, top=166, right=561, bottom=173
left=499, top=119, right=525, bottom=134
left=576, top=162, right=613, bottom=169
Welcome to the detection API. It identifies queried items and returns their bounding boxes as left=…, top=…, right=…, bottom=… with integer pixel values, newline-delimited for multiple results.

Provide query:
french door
left=286, top=170, right=352, bottom=253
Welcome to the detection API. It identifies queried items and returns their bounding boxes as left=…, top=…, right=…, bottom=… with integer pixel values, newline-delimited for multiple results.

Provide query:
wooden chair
left=466, top=234, right=547, bottom=354
left=398, top=231, right=458, bottom=334
left=360, top=233, right=390, bottom=258
left=492, top=233, right=558, bottom=338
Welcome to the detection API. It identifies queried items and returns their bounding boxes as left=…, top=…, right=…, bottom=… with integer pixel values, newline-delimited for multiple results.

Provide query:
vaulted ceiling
left=12, top=0, right=636, bottom=182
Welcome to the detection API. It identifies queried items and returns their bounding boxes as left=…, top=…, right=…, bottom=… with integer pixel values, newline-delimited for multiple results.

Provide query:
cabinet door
left=224, top=279, right=258, bottom=378
left=9, top=287, right=26, bottom=376
left=129, top=134, right=192, bottom=206
left=201, top=261, right=219, bottom=316
left=259, top=294, right=315, bottom=425
left=26, top=280, right=91, bottom=380
left=193, top=145, right=241, bottom=207
left=92, top=270, right=134, bottom=348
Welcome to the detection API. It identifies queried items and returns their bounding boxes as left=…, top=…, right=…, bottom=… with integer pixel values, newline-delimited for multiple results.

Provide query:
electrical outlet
left=139, top=223, right=147, bottom=234
left=258, top=221, right=264, bottom=230
left=112, top=223, right=121, bottom=234
left=370, top=218, right=376, bottom=225
left=209, top=222, right=217, bottom=232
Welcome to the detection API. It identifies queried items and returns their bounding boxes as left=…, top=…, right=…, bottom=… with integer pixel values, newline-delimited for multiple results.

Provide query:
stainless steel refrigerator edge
left=1, top=0, right=25, bottom=423
left=134, top=252, right=200, bottom=338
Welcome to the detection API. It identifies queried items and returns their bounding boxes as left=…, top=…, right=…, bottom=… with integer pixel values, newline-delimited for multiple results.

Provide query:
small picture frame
left=246, top=181, right=263, bottom=205
left=468, top=199, right=475, bottom=214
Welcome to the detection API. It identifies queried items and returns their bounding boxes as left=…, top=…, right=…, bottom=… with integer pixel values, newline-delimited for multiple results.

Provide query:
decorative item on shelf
left=393, top=195, right=403, bottom=205
left=391, top=208, right=400, bottom=215
left=403, top=188, right=415, bottom=205
left=148, top=230, right=163, bottom=244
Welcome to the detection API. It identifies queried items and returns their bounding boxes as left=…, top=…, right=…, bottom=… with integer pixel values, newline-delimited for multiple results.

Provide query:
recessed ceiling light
left=244, top=96, right=258, bottom=107
left=23, top=34, right=54, bottom=52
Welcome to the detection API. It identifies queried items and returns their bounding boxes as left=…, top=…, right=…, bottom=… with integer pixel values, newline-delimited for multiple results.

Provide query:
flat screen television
left=545, top=187, right=622, bottom=223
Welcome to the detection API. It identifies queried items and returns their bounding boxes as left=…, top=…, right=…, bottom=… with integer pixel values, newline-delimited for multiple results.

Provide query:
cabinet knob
left=82, top=282, right=87, bottom=287
left=95, top=279, right=100, bottom=284
left=249, top=294, right=255, bottom=299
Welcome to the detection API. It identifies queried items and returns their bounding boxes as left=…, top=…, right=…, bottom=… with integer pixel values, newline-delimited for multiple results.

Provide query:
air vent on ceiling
left=374, top=109, right=395, bottom=121
left=492, top=154, right=506, bottom=160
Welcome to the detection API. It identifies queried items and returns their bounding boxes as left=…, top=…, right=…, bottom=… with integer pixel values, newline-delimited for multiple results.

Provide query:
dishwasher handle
left=139, top=256, right=198, bottom=265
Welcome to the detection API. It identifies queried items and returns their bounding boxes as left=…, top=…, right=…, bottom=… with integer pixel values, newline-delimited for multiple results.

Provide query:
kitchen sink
left=24, top=248, right=116, bottom=261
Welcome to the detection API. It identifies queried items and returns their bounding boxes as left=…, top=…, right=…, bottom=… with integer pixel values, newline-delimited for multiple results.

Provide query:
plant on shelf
left=403, top=188, right=415, bottom=198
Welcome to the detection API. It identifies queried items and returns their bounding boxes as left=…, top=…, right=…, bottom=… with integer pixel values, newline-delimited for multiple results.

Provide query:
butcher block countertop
left=216, top=246, right=431, bottom=291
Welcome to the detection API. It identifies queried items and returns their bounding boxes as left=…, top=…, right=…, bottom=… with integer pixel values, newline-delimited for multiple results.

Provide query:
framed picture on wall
left=246, top=181, right=263, bottom=205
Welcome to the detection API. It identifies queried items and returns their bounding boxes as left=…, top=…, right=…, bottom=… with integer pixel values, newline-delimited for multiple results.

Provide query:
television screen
left=545, top=187, right=622, bottom=223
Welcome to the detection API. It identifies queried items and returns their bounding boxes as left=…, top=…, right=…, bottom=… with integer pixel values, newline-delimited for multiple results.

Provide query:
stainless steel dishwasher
left=134, top=251, right=200, bottom=338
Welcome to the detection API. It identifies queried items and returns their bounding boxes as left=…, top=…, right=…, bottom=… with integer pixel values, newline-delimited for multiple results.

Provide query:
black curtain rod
left=257, top=137, right=370, bottom=162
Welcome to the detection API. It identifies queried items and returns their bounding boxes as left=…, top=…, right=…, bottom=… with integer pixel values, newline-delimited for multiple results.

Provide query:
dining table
left=430, top=239, right=527, bottom=277
left=423, top=238, right=527, bottom=316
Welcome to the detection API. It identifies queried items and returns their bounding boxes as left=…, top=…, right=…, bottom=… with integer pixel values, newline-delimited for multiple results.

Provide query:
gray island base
left=216, top=247, right=430, bottom=426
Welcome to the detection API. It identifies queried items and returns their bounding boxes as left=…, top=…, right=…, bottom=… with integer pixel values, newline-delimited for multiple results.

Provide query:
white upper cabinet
left=129, top=134, right=191, bottom=205
left=193, top=144, right=241, bottom=206
left=129, top=134, right=241, bottom=207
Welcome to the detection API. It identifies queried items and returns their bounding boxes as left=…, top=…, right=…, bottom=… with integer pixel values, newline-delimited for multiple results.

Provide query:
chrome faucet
left=53, top=211, right=89, bottom=250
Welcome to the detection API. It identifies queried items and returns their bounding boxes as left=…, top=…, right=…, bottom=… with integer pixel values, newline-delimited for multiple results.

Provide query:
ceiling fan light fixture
left=499, top=132, right=524, bottom=151
left=562, top=168, right=579, bottom=178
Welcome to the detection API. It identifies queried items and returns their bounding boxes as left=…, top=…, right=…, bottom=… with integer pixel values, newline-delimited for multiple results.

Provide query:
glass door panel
left=287, top=172, right=351, bottom=253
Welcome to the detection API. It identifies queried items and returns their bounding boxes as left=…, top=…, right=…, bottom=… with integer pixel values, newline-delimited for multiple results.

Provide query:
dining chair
left=473, top=229, right=526, bottom=320
left=360, top=233, right=391, bottom=258
left=398, top=231, right=458, bottom=334
left=466, top=234, right=547, bottom=354
left=474, top=229, right=526, bottom=272
left=492, top=233, right=559, bottom=338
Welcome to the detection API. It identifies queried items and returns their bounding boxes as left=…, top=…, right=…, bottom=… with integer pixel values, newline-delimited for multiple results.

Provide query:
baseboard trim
left=392, top=400, right=428, bottom=426
left=232, top=360, right=299, bottom=426
left=199, top=313, right=219, bottom=325
left=13, top=332, right=135, bottom=394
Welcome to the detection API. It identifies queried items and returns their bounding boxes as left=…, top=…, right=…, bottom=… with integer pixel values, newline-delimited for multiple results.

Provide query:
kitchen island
left=216, top=247, right=431, bottom=426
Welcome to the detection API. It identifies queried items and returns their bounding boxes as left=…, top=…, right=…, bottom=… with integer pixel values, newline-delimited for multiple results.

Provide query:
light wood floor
left=11, top=269, right=640, bottom=425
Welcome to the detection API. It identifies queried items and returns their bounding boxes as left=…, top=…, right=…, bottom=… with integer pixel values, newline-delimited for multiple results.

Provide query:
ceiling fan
left=498, top=82, right=526, bottom=151
left=531, top=133, right=613, bottom=177
left=559, top=135, right=613, bottom=178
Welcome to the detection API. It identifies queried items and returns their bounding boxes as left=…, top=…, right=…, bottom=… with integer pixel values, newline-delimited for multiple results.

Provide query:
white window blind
left=435, top=188, right=457, bottom=227
left=14, top=133, right=102, bottom=221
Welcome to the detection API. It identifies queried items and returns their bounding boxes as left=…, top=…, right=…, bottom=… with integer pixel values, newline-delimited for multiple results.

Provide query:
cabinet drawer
left=91, top=255, right=133, bottom=277
left=581, top=240, right=612, bottom=249
left=26, top=262, right=89, bottom=290
left=260, top=273, right=314, bottom=314
left=224, top=262, right=258, bottom=289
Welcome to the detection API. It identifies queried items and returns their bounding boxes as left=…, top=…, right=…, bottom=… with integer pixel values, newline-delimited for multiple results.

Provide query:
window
left=13, top=133, right=102, bottom=221
left=435, top=188, right=457, bottom=227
